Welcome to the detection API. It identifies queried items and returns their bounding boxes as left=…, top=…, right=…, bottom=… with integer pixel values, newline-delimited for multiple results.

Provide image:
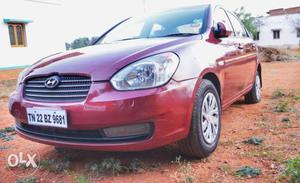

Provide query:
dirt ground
left=0, top=62, right=299, bottom=183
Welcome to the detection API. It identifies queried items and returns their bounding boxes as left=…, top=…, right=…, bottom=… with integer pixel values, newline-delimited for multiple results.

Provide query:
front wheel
left=245, top=73, right=262, bottom=104
left=178, top=79, right=221, bottom=158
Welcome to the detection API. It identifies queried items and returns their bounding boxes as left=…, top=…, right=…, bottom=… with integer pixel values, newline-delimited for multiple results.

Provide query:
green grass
left=243, top=145, right=285, bottom=163
left=274, top=101, right=290, bottom=113
left=39, top=158, right=71, bottom=173
left=0, top=126, right=16, bottom=141
left=171, top=156, right=196, bottom=183
left=272, top=89, right=285, bottom=99
left=74, top=175, right=89, bottom=183
left=15, top=176, right=39, bottom=183
left=243, top=137, right=264, bottom=145
left=280, top=157, right=300, bottom=183
left=235, top=166, right=261, bottom=178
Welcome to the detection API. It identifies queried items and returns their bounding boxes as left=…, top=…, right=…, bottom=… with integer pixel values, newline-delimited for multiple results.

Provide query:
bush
left=282, top=157, right=300, bottom=183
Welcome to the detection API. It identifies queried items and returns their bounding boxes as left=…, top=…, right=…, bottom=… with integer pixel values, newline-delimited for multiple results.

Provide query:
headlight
left=16, top=68, right=28, bottom=88
left=110, top=52, right=179, bottom=91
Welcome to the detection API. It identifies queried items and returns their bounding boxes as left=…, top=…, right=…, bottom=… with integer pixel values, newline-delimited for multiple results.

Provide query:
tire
left=178, top=79, right=221, bottom=158
left=245, top=73, right=262, bottom=104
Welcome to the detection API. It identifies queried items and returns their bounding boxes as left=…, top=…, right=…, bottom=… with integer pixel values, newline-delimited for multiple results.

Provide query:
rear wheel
left=178, top=79, right=221, bottom=158
left=245, top=73, right=262, bottom=104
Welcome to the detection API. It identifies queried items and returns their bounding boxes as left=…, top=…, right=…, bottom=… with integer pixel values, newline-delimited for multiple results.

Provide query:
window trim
left=7, top=23, right=26, bottom=47
left=226, top=11, right=249, bottom=38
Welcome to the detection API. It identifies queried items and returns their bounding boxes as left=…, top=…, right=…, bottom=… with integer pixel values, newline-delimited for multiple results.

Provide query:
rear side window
left=227, top=12, right=248, bottom=38
left=214, top=7, right=234, bottom=37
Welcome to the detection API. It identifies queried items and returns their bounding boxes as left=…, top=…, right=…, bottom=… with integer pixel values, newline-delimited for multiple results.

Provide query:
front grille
left=24, top=75, right=91, bottom=102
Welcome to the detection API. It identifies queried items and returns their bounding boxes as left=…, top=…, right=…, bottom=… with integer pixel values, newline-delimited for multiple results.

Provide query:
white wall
left=0, top=0, right=66, bottom=69
left=255, top=13, right=300, bottom=47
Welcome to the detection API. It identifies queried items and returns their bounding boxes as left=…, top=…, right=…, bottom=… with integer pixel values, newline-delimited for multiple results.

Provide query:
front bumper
left=9, top=79, right=197, bottom=151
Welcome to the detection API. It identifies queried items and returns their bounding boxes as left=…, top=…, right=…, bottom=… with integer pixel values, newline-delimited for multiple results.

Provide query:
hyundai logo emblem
left=44, top=76, right=60, bottom=89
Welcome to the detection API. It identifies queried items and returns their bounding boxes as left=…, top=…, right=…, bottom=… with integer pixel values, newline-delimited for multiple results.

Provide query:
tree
left=65, top=37, right=90, bottom=50
left=290, top=17, right=300, bottom=46
left=234, top=7, right=257, bottom=35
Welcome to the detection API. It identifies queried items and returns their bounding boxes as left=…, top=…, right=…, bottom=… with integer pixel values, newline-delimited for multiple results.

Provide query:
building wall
left=255, top=13, right=300, bottom=47
left=0, top=0, right=65, bottom=69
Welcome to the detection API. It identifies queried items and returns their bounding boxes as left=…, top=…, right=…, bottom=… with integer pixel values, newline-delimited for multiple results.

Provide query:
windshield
left=98, top=5, right=209, bottom=44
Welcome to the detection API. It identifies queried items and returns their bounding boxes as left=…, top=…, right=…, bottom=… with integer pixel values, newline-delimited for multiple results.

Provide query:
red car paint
left=9, top=4, right=260, bottom=151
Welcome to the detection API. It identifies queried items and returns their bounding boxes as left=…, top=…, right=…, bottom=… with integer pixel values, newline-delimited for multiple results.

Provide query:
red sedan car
left=9, top=4, right=262, bottom=158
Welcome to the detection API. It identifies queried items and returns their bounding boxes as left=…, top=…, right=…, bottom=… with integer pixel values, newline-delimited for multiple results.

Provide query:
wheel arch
left=202, top=72, right=221, bottom=99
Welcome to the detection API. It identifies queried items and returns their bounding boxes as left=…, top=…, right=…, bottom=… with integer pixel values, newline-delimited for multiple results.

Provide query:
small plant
left=272, top=89, right=285, bottom=99
left=1, top=126, right=15, bottom=133
left=288, top=92, right=300, bottom=101
left=0, top=126, right=16, bottom=141
left=235, top=166, right=261, bottom=178
left=171, top=156, right=196, bottom=183
left=0, top=146, right=8, bottom=150
left=243, top=137, right=264, bottom=145
left=150, top=162, right=161, bottom=171
left=129, top=158, right=144, bottom=172
left=219, top=164, right=233, bottom=175
left=75, top=175, right=89, bottom=183
left=274, top=101, right=290, bottom=113
left=39, top=157, right=71, bottom=173
left=15, top=176, right=40, bottom=183
left=100, top=158, right=123, bottom=176
left=281, top=157, right=300, bottom=183
left=292, top=95, right=300, bottom=101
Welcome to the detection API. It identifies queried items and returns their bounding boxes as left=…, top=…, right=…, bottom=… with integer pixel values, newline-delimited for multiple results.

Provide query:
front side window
left=297, top=28, right=300, bottom=38
left=8, top=23, right=26, bottom=47
left=273, top=30, right=280, bottom=39
left=227, top=12, right=248, bottom=38
left=98, top=5, right=209, bottom=44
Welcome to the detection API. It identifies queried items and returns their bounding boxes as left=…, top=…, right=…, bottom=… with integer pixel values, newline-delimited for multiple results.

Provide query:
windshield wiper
left=154, top=33, right=199, bottom=38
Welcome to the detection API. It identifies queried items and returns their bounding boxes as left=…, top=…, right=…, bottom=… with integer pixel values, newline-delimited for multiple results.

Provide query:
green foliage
left=100, top=158, right=123, bottom=176
left=39, top=157, right=71, bottom=173
left=234, top=7, right=257, bottom=35
left=15, top=176, right=39, bottom=183
left=129, top=158, right=144, bottom=172
left=171, top=156, right=196, bottom=183
left=66, top=37, right=90, bottom=50
left=274, top=101, right=290, bottom=113
left=282, top=157, right=300, bottom=183
left=0, top=126, right=15, bottom=141
left=75, top=175, right=89, bottom=183
left=243, top=137, right=264, bottom=145
left=272, top=89, right=285, bottom=99
left=1, top=126, right=15, bottom=133
left=235, top=166, right=261, bottom=178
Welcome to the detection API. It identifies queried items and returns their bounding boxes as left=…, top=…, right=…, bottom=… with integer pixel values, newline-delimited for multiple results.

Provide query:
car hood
left=25, top=37, right=186, bottom=81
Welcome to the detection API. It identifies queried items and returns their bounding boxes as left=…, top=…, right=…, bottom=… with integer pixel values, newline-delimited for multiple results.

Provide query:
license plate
left=26, top=108, right=68, bottom=128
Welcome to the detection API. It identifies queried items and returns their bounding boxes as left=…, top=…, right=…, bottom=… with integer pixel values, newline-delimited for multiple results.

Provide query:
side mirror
left=214, top=22, right=232, bottom=39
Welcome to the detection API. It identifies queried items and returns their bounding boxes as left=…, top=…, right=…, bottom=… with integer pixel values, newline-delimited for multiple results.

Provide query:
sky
left=31, top=0, right=300, bottom=42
